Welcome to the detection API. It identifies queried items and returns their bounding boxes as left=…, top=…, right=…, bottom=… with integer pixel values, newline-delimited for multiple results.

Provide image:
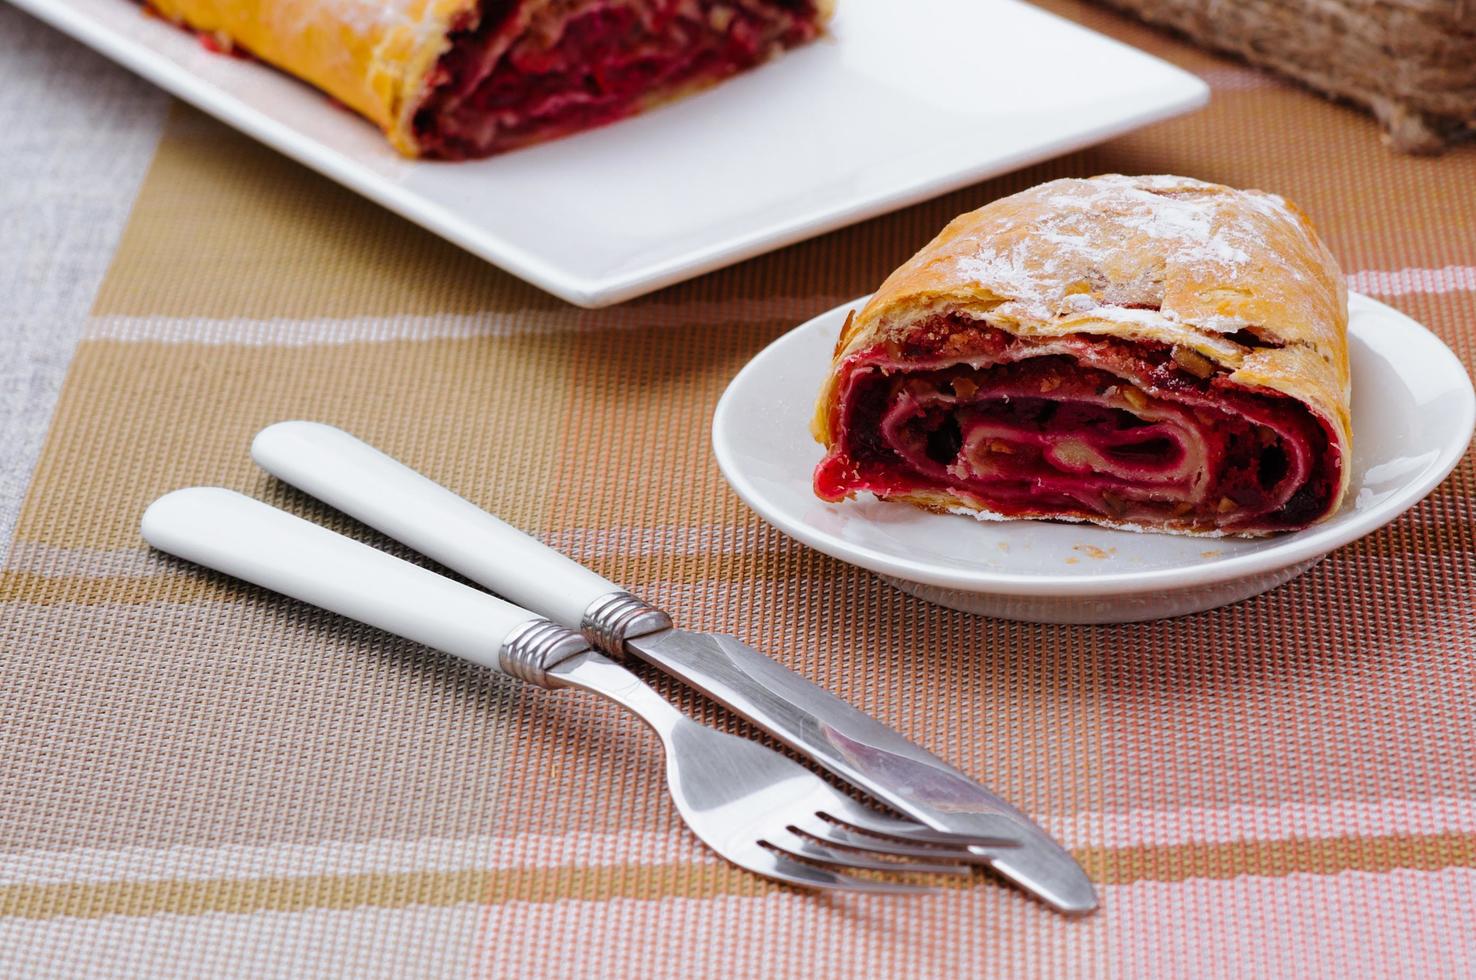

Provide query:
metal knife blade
left=246, top=423, right=1096, bottom=911
left=626, top=628, right=1097, bottom=913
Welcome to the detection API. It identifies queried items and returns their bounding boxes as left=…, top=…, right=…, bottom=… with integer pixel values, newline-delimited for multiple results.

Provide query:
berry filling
left=815, top=316, right=1341, bottom=534
left=413, top=0, right=823, bottom=159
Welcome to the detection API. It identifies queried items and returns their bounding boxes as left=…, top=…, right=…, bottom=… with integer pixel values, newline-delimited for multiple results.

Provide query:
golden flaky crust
left=814, top=175, right=1352, bottom=520
left=150, top=0, right=478, bottom=155
left=149, top=0, right=839, bottom=158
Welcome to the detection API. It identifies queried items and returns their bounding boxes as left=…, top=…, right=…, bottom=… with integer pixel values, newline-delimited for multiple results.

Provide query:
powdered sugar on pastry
left=814, top=174, right=1352, bottom=539
left=947, top=175, right=1299, bottom=334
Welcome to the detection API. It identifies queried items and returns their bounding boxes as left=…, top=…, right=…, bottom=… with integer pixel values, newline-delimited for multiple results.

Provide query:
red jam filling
left=815, top=316, right=1341, bottom=533
left=413, top=0, right=822, bottom=159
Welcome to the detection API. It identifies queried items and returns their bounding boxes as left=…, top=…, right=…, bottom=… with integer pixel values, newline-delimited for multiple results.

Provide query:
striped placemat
left=3, top=1, right=1474, bottom=974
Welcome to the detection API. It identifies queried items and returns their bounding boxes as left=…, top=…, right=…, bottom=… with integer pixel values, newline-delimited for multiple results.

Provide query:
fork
left=141, top=488, right=1014, bottom=893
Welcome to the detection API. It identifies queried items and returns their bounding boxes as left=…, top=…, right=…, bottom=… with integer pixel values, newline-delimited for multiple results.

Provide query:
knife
left=251, top=421, right=1097, bottom=913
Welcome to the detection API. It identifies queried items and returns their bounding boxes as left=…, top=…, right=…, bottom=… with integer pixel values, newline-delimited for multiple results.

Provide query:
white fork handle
left=141, top=487, right=541, bottom=673
left=251, top=421, right=620, bottom=629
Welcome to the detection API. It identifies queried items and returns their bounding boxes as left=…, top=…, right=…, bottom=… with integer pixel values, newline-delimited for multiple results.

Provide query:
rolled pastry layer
left=812, top=175, right=1351, bottom=537
left=146, top=0, right=832, bottom=158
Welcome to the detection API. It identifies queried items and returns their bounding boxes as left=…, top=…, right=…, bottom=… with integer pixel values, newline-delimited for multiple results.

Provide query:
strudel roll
left=147, top=0, right=833, bottom=158
left=812, top=175, right=1351, bottom=536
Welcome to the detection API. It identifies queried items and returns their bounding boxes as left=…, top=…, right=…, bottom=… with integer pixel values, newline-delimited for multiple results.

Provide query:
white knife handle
left=251, top=421, right=620, bottom=629
left=141, top=487, right=543, bottom=674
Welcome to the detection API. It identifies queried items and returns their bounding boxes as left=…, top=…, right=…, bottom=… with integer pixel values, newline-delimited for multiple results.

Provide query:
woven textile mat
left=3, top=1, right=1475, bottom=975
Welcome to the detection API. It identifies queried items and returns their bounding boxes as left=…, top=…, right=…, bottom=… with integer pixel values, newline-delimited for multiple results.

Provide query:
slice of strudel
left=146, top=0, right=833, bottom=158
left=812, top=175, right=1352, bottom=537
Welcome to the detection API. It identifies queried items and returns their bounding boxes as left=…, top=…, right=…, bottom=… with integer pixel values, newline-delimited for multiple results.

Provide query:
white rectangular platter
left=10, top=0, right=1209, bottom=306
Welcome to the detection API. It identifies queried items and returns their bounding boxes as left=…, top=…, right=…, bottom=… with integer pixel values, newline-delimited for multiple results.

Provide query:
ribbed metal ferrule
left=580, top=591, right=673, bottom=656
left=498, top=619, right=590, bottom=688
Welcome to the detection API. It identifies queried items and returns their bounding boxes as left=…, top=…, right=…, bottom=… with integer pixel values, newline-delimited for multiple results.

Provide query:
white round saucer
left=712, top=293, right=1475, bottom=624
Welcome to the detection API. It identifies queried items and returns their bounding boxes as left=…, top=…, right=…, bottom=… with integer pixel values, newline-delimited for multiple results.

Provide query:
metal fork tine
left=769, top=830, right=971, bottom=876
left=819, top=798, right=1020, bottom=848
left=153, top=482, right=1041, bottom=901
left=790, top=814, right=993, bottom=863
left=749, top=848, right=939, bottom=895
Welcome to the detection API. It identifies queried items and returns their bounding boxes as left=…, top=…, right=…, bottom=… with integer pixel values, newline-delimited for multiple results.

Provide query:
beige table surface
left=2, top=2, right=1474, bottom=975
